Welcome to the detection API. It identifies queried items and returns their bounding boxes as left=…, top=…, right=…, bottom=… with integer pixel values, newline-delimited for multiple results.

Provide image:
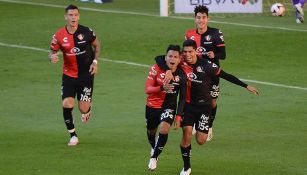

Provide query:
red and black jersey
left=50, top=24, right=96, bottom=78
left=185, top=27, right=226, bottom=66
left=181, top=59, right=221, bottom=105
left=145, top=62, right=187, bottom=116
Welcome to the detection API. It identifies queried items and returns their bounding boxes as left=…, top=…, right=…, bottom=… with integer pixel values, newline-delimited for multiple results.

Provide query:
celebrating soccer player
left=156, top=39, right=258, bottom=175
left=145, top=45, right=187, bottom=171
left=48, top=4, right=101, bottom=146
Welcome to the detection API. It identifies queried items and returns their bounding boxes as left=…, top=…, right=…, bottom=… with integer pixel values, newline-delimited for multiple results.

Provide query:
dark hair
left=65, top=4, right=79, bottom=13
left=194, top=5, right=209, bottom=17
left=166, top=44, right=181, bottom=53
left=183, top=40, right=197, bottom=50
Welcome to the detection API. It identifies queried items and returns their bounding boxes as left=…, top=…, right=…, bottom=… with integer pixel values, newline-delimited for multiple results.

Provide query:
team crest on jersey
left=78, top=34, right=84, bottom=40
left=196, top=66, right=204, bottom=73
left=190, top=36, right=195, bottom=40
left=174, top=75, right=180, bottom=82
left=205, top=35, right=211, bottom=41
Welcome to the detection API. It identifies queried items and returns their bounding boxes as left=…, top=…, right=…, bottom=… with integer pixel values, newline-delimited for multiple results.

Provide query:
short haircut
left=65, top=4, right=79, bottom=13
left=166, top=44, right=181, bottom=53
left=183, top=39, right=197, bottom=50
left=194, top=5, right=209, bottom=17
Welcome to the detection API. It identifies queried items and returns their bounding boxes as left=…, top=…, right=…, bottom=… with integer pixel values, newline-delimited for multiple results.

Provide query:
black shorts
left=145, top=106, right=176, bottom=130
left=210, top=77, right=220, bottom=99
left=61, top=74, right=94, bottom=102
left=182, top=103, right=212, bottom=134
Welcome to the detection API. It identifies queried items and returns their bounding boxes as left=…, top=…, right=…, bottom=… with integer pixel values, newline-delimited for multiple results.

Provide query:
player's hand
left=89, top=60, right=98, bottom=75
left=246, top=85, right=259, bottom=95
left=207, top=51, right=215, bottom=59
left=162, top=83, right=174, bottom=92
left=173, top=115, right=182, bottom=130
left=163, top=70, right=173, bottom=84
left=48, top=52, right=59, bottom=63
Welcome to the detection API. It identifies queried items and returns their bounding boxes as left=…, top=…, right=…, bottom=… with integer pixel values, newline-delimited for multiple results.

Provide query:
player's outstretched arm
left=219, top=70, right=259, bottom=95
left=48, top=50, right=59, bottom=63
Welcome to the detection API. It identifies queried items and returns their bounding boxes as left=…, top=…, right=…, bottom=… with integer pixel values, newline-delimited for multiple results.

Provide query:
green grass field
left=0, top=0, right=306, bottom=174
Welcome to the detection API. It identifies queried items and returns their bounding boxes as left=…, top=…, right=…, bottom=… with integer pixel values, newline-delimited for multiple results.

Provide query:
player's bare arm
left=89, top=38, right=100, bottom=75
left=48, top=50, right=59, bottom=63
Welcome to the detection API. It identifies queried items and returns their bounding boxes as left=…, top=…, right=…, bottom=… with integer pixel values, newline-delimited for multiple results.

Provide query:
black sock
left=209, top=105, right=217, bottom=128
left=180, top=145, right=191, bottom=171
left=63, top=107, right=77, bottom=137
left=147, top=131, right=156, bottom=149
left=152, top=133, right=168, bottom=158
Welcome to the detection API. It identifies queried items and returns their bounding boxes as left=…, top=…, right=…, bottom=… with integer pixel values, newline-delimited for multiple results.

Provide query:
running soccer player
left=293, top=0, right=306, bottom=23
left=145, top=45, right=187, bottom=171
left=48, top=4, right=101, bottom=146
left=185, top=5, right=226, bottom=141
left=156, top=40, right=258, bottom=175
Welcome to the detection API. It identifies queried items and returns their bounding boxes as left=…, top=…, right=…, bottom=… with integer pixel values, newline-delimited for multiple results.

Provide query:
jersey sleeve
left=87, top=27, right=97, bottom=43
left=145, top=65, right=162, bottom=94
left=205, top=60, right=221, bottom=78
left=214, top=29, right=226, bottom=60
left=50, top=33, right=60, bottom=51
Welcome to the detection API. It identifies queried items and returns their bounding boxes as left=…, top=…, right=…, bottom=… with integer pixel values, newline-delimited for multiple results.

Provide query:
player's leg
left=180, top=125, right=193, bottom=175
left=151, top=109, right=175, bottom=160
left=208, top=78, right=219, bottom=141
left=62, top=75, right=78, bottom=146
left=146, top=106, right=161, bottom=170
left=77, top=76, right=94, bottom=123
left=179, top=104, right=195, bottom=175
left=194, top=105, right=210, bottom=145
left=293, top=0, right=305, bottom=23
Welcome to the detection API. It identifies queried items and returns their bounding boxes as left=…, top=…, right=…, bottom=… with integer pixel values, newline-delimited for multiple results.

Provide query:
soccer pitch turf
left=0, top=0, right=306, bottom=174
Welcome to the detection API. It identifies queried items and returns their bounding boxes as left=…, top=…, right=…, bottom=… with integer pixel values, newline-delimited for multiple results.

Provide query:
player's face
left=183, top=46, right=197, bottom=64
left=165, top=50, right=180, bottom=70
left=195, top=12, right=208, bottom=30
left=65, top=9, right=80, bottom=28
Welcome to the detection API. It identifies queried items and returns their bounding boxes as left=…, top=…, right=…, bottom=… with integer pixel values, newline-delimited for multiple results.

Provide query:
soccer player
left=186, top=5, right=226, bottom=141
left=156, top=40, right=258, bottom=175
left=145, top=45, right=187, bottom=171
left=48, top=4, right=101, bottom=146
left=293, top=0, right=306, bottom=23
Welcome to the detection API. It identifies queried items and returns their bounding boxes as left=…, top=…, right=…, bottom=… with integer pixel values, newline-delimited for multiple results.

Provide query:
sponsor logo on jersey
left=66, top=47, right=86, bottom=56
left=63, top=37, right=68, bottom=42
left=187, top=72, right=202, bottom=83
left=196, top=47, right=207, bottom=55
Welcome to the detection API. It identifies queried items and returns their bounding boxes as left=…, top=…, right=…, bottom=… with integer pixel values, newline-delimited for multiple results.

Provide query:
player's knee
left=147, top=129, right=156, bottom=136
left=63, top=98, right=74, bottom=108
left=78, top=101, right=91, bottom=113
left=196, top=138, right=206, bottom=145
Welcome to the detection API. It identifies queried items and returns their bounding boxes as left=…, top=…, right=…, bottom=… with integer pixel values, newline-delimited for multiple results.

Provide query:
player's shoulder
left=208, top=27, right=223, bottom=35
left=54, top=27, right=67, bottom=36
left=185, top=29, right=197, bottom=36
left=78, top=24, right=94, bottom=33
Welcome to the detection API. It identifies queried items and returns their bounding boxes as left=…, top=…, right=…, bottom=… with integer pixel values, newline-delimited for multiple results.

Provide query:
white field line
left=0, top=42, right=306, bottom=91
left=1, top=0, right=307, bottom=32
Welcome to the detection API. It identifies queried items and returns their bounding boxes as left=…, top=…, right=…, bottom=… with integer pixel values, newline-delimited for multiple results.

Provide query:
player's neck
left=66, top=25, right=78, bottom=34
left=197, top=27, right=207, bottom=34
